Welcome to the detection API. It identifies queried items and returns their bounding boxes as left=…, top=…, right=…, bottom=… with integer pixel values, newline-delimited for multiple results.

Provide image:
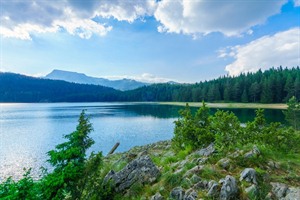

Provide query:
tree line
left=1, top=67, right=299, bottom=103
left=125, top=67, right=300, bottom=103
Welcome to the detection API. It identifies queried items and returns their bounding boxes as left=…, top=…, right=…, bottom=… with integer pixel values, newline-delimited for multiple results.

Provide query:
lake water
left=0, top=103, right=285, bottom=181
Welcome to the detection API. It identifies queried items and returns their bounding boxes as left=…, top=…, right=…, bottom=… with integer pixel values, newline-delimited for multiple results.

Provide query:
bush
left=172, top=102, right=300, bottom=153
left=172, top=102, right=214, bottom=150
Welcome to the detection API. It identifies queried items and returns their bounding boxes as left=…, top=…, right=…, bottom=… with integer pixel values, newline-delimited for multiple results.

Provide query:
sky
left=0, top=0, right=299, bottom=83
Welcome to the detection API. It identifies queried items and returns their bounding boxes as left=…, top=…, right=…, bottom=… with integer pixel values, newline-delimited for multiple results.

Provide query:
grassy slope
left=159, top=102, right=287, bottom=110
left=100, top=140, right=300, bottom=200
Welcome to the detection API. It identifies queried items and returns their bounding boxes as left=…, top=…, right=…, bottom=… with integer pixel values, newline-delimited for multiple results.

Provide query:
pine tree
left=249, top=82, right=260, bottom=102
left=284, top=74, right=295, bottom=101
left=284, top=96, right=300, bottom=130
left=241, top=89, right=248, bottom=103
left=294, top=74, right=300, bottom=100
left=43, top=110, right=95, bottom=199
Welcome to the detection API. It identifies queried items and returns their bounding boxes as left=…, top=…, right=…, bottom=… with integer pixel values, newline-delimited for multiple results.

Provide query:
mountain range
left=45, top=69, right=149, bottom=91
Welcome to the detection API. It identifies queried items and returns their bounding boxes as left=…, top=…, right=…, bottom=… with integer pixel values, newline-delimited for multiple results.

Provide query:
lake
left=0, top=102, right=285, bottom=181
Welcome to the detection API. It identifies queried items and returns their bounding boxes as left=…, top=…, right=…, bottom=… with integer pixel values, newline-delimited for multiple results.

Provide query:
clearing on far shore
left=158, top=102, right=287, bottom=110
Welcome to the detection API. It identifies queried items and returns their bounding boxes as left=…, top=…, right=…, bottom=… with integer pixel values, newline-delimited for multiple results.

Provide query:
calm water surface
left=0, top=103, right=285, bottom=180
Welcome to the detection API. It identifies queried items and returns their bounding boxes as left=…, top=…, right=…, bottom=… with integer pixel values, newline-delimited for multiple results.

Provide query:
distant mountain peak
left=45, top=69, right=149, bottom=91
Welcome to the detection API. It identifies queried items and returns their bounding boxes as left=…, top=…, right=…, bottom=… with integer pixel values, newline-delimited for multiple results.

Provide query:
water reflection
left=0, top=103, right=285, bottom=181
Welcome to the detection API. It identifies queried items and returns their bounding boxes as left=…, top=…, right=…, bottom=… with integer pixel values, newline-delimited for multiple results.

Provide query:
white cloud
left=0, top=0, right=115, bottom=39
left=53, top=8, right=112, bottom=39
left=0, top=24, right=57, bottom=40
left=0, top=0, right=297, bottom=39
left=94, top=0, right=156, bottom=22
left=104, top=73, right=176, bottom=83
left=154, top=0, right=287, bottom=36
left=223, top=28, right=300, bottom=76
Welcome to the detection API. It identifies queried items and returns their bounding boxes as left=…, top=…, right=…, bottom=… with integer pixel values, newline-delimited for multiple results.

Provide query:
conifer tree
left=284, top=96, right=300, bottom=130
left=43, top=110, right=94, bottom=199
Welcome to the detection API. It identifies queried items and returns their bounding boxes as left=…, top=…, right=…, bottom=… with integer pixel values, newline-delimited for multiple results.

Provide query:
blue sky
left=0, top=0, right=299, bottom=83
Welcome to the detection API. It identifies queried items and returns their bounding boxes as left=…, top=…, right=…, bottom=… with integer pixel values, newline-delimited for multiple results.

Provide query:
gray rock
left=184, top=188, right=198, bottom=200
left=151, top=192, right=164, bottom=200
left=103, top=155, right=160, bottom=192
left=178, top=160, right=188, bottom=168
left=190, top=174, right=201, bottom=184
left=285, top=187, right=300, bottom=200
left=245, top=184, right=258, bottom=197
left=267, top=160, right=280, bottom=169
left=207, top=180, right=219, bottom=198
left=193, top=180, right=208, bottom=190
left=244, top=145, right=260, bottom=158
left=137, top=150, right=148, bottom=157
left=196, top=157, right=208, bottom=164
left=271, top=182, right=288, bottom=199
left=220, top=175, right=238, bottom=200
left=170, top=187, right=185, bottom=200
left=184, top=165, right=204, bottom=177
left=195, top=143, right=215, bottom=156
left=229, top=150, right=243, bottom=158
left=218, top=158, right=231, bottom=170
left=240, top=168, right=258, bottom=185
left=265, top=192, right=273, bottom=200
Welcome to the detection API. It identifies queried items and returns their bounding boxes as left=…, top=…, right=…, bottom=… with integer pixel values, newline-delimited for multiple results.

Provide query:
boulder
left=193, top=180, right=208, bottom=190
left=271, top=182, right=300, bottom=200
left=267, top=160, right=280, bottom=169
left=170, top=187, right=185, bottom=200
left=217, top=158, right=231, bottom=170
left=184, top=165, right=204, bottom=177
left=240, top=168, right=258, bottom=185
left=151, top=192, right=164, bottom=200
left=271, top=182, right=288, bottom=199
left=220, top=175, right=238, bottom=200
left=104, top=155, right=160, bottom=192
left=190, top=174, right=201, bottom=184
left=195, top=143, right=215, bottom=157
left=196, top=157, right=208, bottom=164
left=285, top=187, right=300, bottom=200
left=244, top=145, right=260, bottom=158
left=245, top=184, right=258, bottom=197
left=184, top=188, right=198, bottom=200
left=229, top=150, right=243, bottom=158
left=207, top=180, right=219, bottom=198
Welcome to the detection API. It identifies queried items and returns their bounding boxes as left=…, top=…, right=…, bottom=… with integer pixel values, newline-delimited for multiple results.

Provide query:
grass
left=99, top=137, right=299, bottom=200
left=158, top=102, right=287, bottom=110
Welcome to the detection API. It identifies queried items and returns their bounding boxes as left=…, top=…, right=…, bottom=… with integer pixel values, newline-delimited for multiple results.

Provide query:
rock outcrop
left=104, top=155, right=160, bottom=192
left=170, top=187, right=185, bottom=200
left=195, top=143, right=215, bottom=156
left=244, top=145, right=260, bottom=158
left=151, top=192, right=164, bottom=200
left=270, top=182, right=300, bottom=200
left=240, top=168, right=258, bottom=185
left=220, top=175, right=238, bottom=200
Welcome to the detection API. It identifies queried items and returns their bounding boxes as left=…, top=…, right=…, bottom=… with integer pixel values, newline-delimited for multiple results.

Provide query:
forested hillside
left=0, top=73, right=121, bottom=102
left=124, top=67, right=300, bottom=103
left=1, top=67, right=299, bottom=103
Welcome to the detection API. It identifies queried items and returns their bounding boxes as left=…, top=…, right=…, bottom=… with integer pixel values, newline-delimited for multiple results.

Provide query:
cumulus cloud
left=222, top=28, right=300, bottom=76
left=0, top=0, right=154, bottom=39
left=0, top=0, right=297, bottom=39
left=94, top=0, right=156, bottom=22
left=0, top=1, right=113, bottom=39
left=154, top=0, right=286, bottom=36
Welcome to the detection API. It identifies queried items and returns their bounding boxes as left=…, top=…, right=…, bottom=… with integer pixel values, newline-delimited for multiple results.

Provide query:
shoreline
left=158, top=102, right=287, bottom=110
